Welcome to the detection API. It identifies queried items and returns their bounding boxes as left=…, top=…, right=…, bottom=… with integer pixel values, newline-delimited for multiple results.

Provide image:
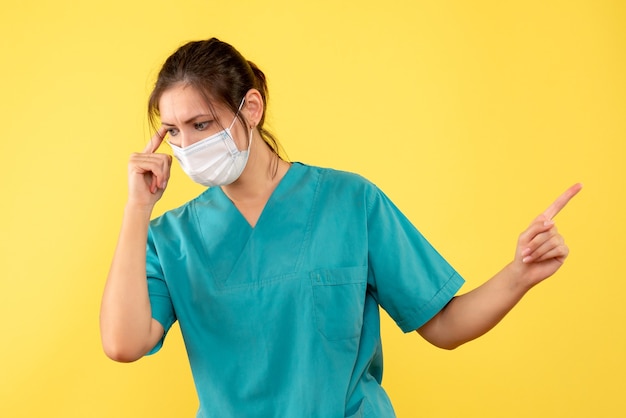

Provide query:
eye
left=167, top=128, right=180, bottom=137
left=194, top=121, right=212, bottom=131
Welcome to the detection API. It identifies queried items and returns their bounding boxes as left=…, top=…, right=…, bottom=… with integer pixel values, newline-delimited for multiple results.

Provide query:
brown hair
left=148, top=38, right=282, bottom=158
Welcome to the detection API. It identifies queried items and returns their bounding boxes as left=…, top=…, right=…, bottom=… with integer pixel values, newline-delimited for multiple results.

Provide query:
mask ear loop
left=246, top=127, right=253, bottom=153
left=228, top=97, right=247, bottom=130
left=228, top=97, right=252, bottom=153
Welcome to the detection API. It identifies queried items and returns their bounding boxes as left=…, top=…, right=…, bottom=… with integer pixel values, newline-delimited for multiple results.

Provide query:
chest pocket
left=310, top=266, right=368, bottom=341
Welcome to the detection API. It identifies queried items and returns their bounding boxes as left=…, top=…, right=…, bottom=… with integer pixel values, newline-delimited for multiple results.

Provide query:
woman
left=100, top=38, right=581, bottom=417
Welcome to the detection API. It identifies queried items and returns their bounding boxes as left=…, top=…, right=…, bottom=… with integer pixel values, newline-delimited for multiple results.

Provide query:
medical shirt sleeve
left=145, top=227, right=177, bottom=354
left=366, top=186, right=465, bottom=332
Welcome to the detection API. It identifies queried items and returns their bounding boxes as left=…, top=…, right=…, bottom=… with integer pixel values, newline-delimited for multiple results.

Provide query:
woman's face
left=158, top=84, right=245, bottom=149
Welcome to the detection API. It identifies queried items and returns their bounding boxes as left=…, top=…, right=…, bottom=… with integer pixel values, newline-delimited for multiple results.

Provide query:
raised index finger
left=542, top=183, right=583, bottom=220
left=143, top=127, right=167, bottom=153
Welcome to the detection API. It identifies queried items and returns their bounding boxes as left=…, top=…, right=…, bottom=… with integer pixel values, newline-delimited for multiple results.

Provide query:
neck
left=221, top=131, right=289, bottom=204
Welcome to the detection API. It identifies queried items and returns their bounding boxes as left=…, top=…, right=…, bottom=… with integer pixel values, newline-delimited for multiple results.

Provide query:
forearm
left=417, top=262, right=532, bottom=349
left=417, top=184, right=582, bottom=349
left=100, top=204, right=160, bottom=362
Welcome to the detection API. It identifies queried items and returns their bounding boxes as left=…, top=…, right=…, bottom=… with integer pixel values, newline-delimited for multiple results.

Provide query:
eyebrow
left=161, top=114, right=213, bottom=126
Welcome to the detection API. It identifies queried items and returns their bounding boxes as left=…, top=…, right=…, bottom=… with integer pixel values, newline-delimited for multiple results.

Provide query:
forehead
left=158, top=84, right=225, bottom=121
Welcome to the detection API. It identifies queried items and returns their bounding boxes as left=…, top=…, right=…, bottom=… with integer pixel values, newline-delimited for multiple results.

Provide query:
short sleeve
left=145, top=227, right=177, bottom=355
left=366, top=187, right=464, bottom=332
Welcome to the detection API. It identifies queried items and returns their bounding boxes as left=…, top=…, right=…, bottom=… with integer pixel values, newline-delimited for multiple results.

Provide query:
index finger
left=542, top=183, right=583, bottom=220
left=143, top=127, right=167, bottom=153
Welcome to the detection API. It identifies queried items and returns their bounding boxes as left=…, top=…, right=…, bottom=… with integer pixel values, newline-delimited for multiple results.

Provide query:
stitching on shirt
left=293, top=167, right=322, bottom=272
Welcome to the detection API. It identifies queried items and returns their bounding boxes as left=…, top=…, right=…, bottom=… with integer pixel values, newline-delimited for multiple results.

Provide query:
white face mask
left=168, top=99, right=251, bottom=187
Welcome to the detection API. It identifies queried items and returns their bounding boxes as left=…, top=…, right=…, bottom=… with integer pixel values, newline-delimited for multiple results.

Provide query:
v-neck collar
left=191, top=163, right=314, bottom=289
left=215, top=162, right=298, bottom=230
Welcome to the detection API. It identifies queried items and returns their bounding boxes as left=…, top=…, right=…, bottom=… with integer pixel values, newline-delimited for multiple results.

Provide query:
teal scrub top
left=146, top=163, right=464, bottom=418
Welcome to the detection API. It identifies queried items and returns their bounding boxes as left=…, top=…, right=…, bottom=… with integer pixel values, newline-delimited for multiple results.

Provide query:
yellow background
left=1, top=0, right=624, bottom=416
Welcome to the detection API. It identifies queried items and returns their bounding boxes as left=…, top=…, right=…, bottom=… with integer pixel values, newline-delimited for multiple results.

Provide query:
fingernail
left=522, top=248, right=531, bottom=256
left=544, top=220, right=555, bottom=227
left=522, top=256, right=532, bottom=263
